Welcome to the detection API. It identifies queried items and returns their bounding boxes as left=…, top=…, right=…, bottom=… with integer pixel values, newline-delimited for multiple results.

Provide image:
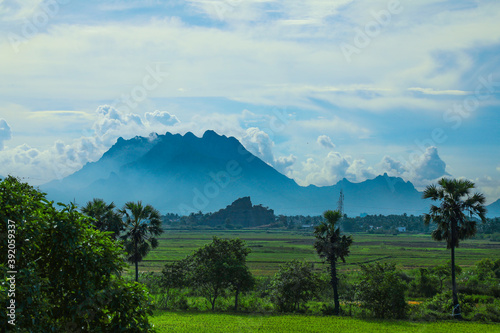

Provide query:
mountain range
left=40, top=131, right=500, bottom=217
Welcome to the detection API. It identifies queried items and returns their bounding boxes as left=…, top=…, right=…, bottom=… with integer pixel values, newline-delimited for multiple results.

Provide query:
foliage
left=81, top=198, right=124, bottom=239
left=409, top=268, right=440, bottom=298
left=423, top=178, right=487, bottom=318
left=160, top=258, right=192, bottom=308
left=0, top=176, right=155, bottom=332
left=432, top=261, right=462, bottom=293
left=313, top=210, right=353, bottom=315
left=356, top=262, right=408, bottom=319
left=459, top=258, right=500, bottom=297
left=120, top=201, right=163, bottom=282
left=269, top=260, right=320, bottom=312
left=189, top=236, right=254, bottom=311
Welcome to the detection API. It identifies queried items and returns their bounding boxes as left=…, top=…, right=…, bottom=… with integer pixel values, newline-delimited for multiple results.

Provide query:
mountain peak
left=42, top=130, right=430, bottom=216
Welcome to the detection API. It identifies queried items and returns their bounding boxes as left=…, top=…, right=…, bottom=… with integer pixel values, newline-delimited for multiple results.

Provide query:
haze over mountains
left=40, top=131, right=499, bottom=217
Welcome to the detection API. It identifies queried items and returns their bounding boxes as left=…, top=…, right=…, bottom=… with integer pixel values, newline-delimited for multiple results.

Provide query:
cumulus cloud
left=292, top=145, right=450, bottom=188
left=240, top=127, right=275, bottom=164
left=317, top=135, right=335, bottom=149
left=145, top=110, right=180, bottom=127
left=409, top=146, right=449, bottom=183
left=293, top=151, right=354, bottom=186
left=473, top=176, right=500, bottom=204
left=274, top=154, right=297, bottom=174
left=0, top=105, right=185, bottom=183
left=379, top=155, right=406, bottom=177
left=240, top=127, right=296, bottom=174
left=375, top=146, right=450, bottom=188
left=0, top=119, right=12, bottom=150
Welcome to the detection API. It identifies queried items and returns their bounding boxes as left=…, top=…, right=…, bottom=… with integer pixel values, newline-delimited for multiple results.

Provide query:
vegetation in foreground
left=0, top=176, right=155, bottom=331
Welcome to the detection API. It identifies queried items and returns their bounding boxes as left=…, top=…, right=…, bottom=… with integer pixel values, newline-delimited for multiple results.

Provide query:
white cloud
left=0, top=105, right=185, bottom=183
left=473, top=176, right=500, bottom=204
left=317, top=135, right=335, bottom=149
left=378, top=155, right=406, bottom=177
left=407, top=87, right=469, bottom=96
left=145, top=110, right=180, bottom=127
left=376, top=146, right=450, bottom=188
left=240, top=127, right=275, bottom=165
left=409, top=146, right=449, bottom=183
left=0, top=119, right=12, bottom=150
left=274, top=154, right=297, bottom=174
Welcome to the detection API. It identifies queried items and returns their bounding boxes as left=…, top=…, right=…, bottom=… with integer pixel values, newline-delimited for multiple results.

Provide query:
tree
left=423, top=178, right=486, bottom=318
left=161, top=257, right=192, bottom=307
left=432, top=261, right=462, bottom=293
left=313, top=210, right=353, bottom=315
left=120, top=201, right=163, bottom=282
left=269, top=260, right=320, bottom=312
left=0, top=176, right=154, bottom=331
left=81, top=198, right=123, bottom=239
left=230, top=260, right=255, bottom=311
left=190, top=237, right=253, bottom=311
left=356, top=262, right=408, bottom=319
left=409, top=268, right=439, bottom=298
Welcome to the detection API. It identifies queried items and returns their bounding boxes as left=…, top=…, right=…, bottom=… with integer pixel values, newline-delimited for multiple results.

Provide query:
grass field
left=133, top=229, right=500, bottom=276
left=149, top=312, right=500, bottom=332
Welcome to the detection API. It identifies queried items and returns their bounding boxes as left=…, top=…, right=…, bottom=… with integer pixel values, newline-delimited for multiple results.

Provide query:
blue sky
left=0, top=0, right=499, bottom=203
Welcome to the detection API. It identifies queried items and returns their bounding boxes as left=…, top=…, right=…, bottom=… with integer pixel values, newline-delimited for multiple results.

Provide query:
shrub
left=356, top=262, right=408, bottom=319
left=0, top=176, right=155, bottom=331
left=269, top=260, right=320, bottom=312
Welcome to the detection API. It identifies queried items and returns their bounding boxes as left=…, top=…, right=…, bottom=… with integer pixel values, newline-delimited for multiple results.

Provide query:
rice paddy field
left=133, top=229, right=500, bottom=276
left=149, top=312, right=500, bottom=332
left=144, top=230, right=500, bottom=332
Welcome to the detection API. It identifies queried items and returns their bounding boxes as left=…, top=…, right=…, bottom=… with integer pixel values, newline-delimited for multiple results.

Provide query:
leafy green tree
left=313, top=210, right=353, bottom=315
left=432, top=261, right=462, bottom=293
left=423, top=178, right=487, bottom=318
left=270, top=260, right=320, bottom=312
left=81, top=198, right=123, bottom=239
left=120, top=201, right=163, bottom=282
left=356, top=262, right=408, bottom=319
left=409, top=268, right=439, bottom=298
left=190, top=236, right=253, bottom=311
left=0, top=176, right=154, bottom=331
left=230, top=260, right=255, bottom=311
left=161, top=257, right=192, bottom=306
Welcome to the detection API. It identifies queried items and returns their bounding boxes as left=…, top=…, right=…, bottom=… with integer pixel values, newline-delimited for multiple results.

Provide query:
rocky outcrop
left=206, top=197, right=274, bottom=227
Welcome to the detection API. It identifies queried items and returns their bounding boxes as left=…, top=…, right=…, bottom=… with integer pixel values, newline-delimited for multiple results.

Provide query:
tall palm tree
left=81, top=198, right=123, bottom=239
left=314, top=210, right=353, bottom=315
left=120, top=201, right=163, bottom=282
left=423, top=178, right=486, bottom=318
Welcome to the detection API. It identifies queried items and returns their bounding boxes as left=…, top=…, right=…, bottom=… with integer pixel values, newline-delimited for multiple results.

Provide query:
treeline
left=162, top=212, right=500, bottom=238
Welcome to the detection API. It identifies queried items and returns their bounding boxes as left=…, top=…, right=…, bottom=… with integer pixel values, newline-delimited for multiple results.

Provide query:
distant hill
left=205, top=197, right=274, bottom=227
left=42, top=130, right=433, bottom=216
left=487, top=199, right=500, bottom=218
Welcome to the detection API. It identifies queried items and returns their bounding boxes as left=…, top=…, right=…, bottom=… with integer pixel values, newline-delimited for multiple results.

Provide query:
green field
left=133, top=229, right=500, bottom=276
left=149, top=312, right=500, bottom=332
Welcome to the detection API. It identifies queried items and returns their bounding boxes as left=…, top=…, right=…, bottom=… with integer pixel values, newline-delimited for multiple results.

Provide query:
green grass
left=132, top=230, right=500, bottom=276
left=149, top=312, right=500, bottom=333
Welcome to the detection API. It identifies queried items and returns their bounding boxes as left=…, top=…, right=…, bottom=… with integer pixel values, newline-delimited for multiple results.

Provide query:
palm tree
left=314, top=210, right=353, bottom=315
left=81, top=198, right=123, bottom=239
left=120, top=201, right=163, bottom=282
left=423, top=178, right=486, bottom=318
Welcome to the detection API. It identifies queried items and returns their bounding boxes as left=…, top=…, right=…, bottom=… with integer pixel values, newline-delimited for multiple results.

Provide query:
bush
left=409, top=268, right=439, bottom=298
left=269, top=260, right=320, bottom=312
left=0, top=176, right=155, bottom=331
left=356, top=262, right=408, bottom=319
